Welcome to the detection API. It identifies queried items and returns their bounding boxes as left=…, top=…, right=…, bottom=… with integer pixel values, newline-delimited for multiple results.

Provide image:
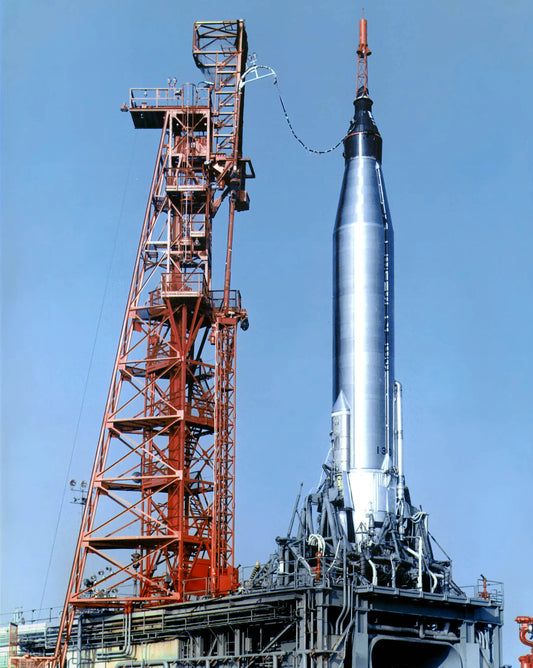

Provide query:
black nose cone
left=344, top=96, right=382, bottom=162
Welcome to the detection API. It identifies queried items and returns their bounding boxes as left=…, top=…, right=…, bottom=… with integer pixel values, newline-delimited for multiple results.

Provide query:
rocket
left=331, top=18, right=399, bottom=539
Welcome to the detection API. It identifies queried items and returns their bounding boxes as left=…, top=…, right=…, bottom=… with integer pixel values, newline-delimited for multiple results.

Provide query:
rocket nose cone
left=344, top=96, right=382, bottom=161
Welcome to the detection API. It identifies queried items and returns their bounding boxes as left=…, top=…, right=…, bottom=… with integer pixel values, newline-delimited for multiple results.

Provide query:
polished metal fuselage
left=331, top=99, right=396, bottom=532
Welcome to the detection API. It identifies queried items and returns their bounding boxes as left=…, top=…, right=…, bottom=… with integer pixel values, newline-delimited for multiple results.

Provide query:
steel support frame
left=212, top=316, right=239, bottom=591
left=16, top=585, right=503, bottom=668
left=48, top=19, right=250, bottom=668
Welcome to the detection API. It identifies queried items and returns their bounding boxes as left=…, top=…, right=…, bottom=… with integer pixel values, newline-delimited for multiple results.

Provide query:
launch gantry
left=41, top=20, right=254, bottom=668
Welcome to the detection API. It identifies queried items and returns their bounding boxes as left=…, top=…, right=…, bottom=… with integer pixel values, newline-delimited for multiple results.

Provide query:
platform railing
left=130, top=85, right=210, bottom=109
left=161, top=273, right=207, bottom=298
left=461, top=578, right=504, bottom=605
left=210, top=290, right=242, bottom=312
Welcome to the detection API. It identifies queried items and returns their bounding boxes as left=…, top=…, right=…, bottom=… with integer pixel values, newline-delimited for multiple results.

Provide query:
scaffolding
left=46, top=20, right=253, bottom=668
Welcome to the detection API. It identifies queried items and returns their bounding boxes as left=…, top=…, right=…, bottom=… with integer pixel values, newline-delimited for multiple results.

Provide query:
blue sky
left=1, top=0, right=532, bottom=664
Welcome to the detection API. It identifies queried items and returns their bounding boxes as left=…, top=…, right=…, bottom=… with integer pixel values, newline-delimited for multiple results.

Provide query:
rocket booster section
left=331, top=20, right=396, bottom=535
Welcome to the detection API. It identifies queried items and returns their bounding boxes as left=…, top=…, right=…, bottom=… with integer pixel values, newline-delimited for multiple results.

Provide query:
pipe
left=428, top=569, right=443, bottom=594
left=116, top=663, right=170, bottom=668
left=308, top=534, right=326, bottom=553
left=326, top=540, right=343, bottom=576
left=368, top=559, right=378, bottom=586
left=334, top=552, right=348, bottom=634
left=95, top=611, right=132, bottom=660
left=222, top=196, right=237, bottom=309
left=287, top=483, right=303, bottom=537
left=335, top=569, right=351, bottom=635
left=394, top=381, right=405, bottom=511
left=76, top=613, right=83, bottom=668
left=389, top=556, right=397, bottom=589
left=288, top=544, right=312, bottom=574
left=405, top=537, right=423, bottom=590
left=367, top=623, right=457, bottom=641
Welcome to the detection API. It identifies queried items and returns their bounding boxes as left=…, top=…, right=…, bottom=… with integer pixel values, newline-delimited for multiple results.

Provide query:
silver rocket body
left=331, top=95, right=397, bottom=537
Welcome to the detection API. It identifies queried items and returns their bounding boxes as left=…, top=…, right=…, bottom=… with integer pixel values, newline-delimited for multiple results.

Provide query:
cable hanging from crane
left=240, top=62, right=344, bottom=155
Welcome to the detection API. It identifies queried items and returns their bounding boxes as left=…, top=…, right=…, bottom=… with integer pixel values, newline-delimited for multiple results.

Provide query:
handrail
left=129, top=86, right=210, bottom=109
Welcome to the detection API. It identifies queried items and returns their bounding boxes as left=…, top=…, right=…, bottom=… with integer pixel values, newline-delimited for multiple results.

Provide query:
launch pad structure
left=8, top=18, right=506, bottom=668
left=11, top=576, right=503, bottom=668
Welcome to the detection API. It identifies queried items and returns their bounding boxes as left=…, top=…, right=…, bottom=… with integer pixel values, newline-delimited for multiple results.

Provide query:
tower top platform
left=128, top=85, right=211, bottom=129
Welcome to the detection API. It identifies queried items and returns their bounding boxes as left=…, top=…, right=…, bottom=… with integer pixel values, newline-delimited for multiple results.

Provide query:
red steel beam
left=46, top=20, right=251, bottom=668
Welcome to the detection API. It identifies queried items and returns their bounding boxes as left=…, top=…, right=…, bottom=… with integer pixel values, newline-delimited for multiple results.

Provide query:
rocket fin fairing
left=331, top=390, right=351, bottom=472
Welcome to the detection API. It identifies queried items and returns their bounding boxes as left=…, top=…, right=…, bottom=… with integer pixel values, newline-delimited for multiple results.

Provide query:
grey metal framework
left=10, top=577, right=503, bottom=668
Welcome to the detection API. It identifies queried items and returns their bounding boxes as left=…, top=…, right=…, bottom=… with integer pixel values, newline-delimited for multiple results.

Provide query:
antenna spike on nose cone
left=356, top=12, right=371, bottom=98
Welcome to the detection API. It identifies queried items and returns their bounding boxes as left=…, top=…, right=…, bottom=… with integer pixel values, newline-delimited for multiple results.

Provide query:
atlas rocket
left=331, top=18, right=400, bottom=538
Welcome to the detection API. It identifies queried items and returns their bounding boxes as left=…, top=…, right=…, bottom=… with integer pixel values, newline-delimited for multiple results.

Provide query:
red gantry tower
left=52, top=19, right=253, bottom=667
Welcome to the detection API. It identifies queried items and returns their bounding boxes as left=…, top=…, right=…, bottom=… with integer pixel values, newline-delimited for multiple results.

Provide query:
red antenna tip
left=357, top=15, right=371, bottom=58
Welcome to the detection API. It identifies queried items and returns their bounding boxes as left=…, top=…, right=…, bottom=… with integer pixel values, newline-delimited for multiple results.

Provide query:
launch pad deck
left=12, top=582, right=503, bottom=668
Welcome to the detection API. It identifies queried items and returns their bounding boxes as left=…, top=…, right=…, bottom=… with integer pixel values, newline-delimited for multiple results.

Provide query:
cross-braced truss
left=52, top=19, right=252, bottom=668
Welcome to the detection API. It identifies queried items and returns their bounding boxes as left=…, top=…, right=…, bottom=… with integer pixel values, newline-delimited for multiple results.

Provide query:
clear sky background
left=1, top=0, right=532, bottom=664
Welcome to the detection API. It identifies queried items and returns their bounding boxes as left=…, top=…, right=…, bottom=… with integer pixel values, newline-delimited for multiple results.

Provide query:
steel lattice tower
left=52, top=20, right=253, bottom=667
